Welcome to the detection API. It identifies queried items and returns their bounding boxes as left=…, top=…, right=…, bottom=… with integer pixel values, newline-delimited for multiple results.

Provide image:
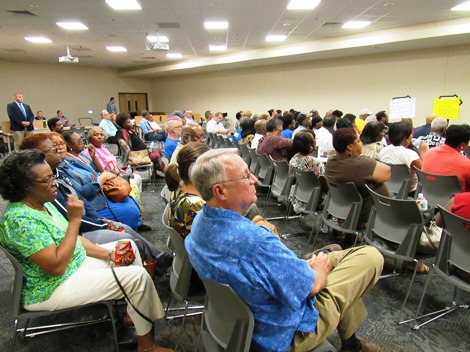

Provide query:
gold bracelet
left=107, top=250, right=113, bottom=261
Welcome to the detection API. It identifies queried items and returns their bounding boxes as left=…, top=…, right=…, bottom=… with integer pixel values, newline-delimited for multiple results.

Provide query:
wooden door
left=118, top=93, right=148, bottom=115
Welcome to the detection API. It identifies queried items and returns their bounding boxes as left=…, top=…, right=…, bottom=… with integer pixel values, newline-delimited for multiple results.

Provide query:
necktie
left=19, top=103, right=27, bottom=118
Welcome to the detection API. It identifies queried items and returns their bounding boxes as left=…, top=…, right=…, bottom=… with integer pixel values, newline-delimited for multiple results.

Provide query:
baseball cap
left=358, top=108, right=373, bottom=116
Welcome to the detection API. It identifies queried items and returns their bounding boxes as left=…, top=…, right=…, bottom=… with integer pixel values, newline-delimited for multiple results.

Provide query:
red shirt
left=422, top=144, right=470, bottom=192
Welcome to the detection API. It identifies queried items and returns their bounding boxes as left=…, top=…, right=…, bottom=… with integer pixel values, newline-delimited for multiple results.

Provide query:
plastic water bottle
left=150, top=141, right=155, bottom=151
left=126, top=165, right=132, bottom=175
left=416, top=193, right=428, bottom=211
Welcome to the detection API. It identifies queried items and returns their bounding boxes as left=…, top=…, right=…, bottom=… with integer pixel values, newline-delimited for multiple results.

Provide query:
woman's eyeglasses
left=35, top=174, right=57, bottom=184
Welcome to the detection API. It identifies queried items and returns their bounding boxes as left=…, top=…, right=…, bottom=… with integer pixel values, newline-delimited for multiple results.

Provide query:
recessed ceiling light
left=56, top=22, right=89, bottom=30
left=166, top=53, right=183, bottom=59
left=266, top=34, right=287, bottom=42
left=105, top=0, right=142, bottom=10
left=146, top=35, right=169, bottom=42
left=342, top=20, right=371, bottom=29
left=204, top=21, right=229, bottom=30
left=452, top=1, right=470, bottom=11
left=209, top=44, right=227, bottom=51
left=106, top=46, right=127, bottom=52
left=287, top=0, right=321, bottom=10
left=24, top=36, right=52, bottom=43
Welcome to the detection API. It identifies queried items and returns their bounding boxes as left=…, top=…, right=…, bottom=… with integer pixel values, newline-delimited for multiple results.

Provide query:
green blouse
left=0, top=202, right=86, bottom=306
left=169, top=188, right=205, bottom=239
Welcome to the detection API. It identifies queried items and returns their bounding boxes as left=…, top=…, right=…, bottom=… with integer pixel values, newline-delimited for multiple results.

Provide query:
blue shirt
left=232, top=128, right=242, bottom=142
left=185, top=206, right=318, bottom=352
left=282, top=128, right=294, bottom=139
left=164, top=137, right=180, bottom=159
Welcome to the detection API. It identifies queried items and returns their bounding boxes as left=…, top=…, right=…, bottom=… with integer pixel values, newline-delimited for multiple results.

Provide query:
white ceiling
left=1, top=0, right=470, bottom=77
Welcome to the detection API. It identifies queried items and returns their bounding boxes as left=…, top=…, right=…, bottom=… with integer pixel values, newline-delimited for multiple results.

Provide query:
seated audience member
left=163, top=116, right=183, bottom=160
left=336, top=118, right=353, bottom=129
left=289, top=130, right=320, bottom=213
left=332, top=109, right=343, bottom=122
left=206, top=111, right=229, bottom=136
left=116, top=112, right=165, bottom=173
left=63, top=131, right=104, bottom=173
left=98, top=109, right=118, bottom=144
left=378, top=121, right=427, bottom=196
left=251, top=119, right=267, bottom=150
left=169, top=124, right=205, bottom=165
left=234, top=111, right=243, bottom=131
left=239, top=117, right=256, bottom=145
left=424, top=117, right=447, bottom=148
left=185, top=148, right=384, bottom=352
left=201, top=110, right=212, bottom=132
left=315, top=115, right=335, bottom=149
left=325, top=128, right=391, bottom=227
left=422, top=124, right=470, bottom=192
left=35, top=111, right=46, bottom=120
left=83, top=127, right=142, bottom=191
left=0, top=150, right=173, bottom=352
left=375, top=111, right=389, bottom=130
left=47, top=117, right=64, bottom=133
left=257, top=118, right=293, bottom=161
left=292, top=113, right=312, bottom=139
left=56, top=109, right=70, bottom=127
left=360, top=121, right=386, bottom=159
left=343, top=113, right=359, bottom=134
left=356, top=108, right=373, bottom=133
left=413, top=114, right=437, bottom=138
left=183, top=110, right=196, bottom=124
left=139, top=110, right=166, bottom=142
left=311, top=116, right=323, bottom=131
left=281, top=112, right=296, bottom=139
left=20, top=134, right=172, bottom=274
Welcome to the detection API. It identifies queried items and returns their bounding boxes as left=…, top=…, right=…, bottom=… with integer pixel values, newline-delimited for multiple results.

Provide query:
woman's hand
left=86, top=144, right=96, bottom=158
left=98, top=171, right=116, bottom=184
left=66, top=194, right=84, bottom=223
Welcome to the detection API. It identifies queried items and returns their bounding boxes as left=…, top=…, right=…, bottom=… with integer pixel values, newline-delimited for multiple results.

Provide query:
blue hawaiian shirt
left=185, top=206, right=318, bottom=352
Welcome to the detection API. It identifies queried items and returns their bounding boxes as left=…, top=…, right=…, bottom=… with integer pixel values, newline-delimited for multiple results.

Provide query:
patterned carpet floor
left=0, top=179, right=468, bottom=352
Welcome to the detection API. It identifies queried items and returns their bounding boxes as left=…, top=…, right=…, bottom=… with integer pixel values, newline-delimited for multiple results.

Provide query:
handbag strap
left=423, top=221, right=439, bottom=251
left=110, top=265, right=153, bottom=323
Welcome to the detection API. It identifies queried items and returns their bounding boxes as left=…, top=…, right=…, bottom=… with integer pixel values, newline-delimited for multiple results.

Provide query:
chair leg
left=11, top=319, right=18, bottom=352
left=397, top=259, right=419, bottom=324
left=106, top=303, right=120, bottom=352
left=174, top=300, right=189, bottom=352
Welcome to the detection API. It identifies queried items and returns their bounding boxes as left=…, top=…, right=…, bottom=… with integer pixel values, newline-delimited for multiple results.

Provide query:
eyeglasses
left=213, top=171, right=253, bottom=187
left=35, top=174, right=57, bottom=185
left=190, top=134, right=205, bottom=141
left=174, top=125, right=183, bottom=129
left=52, top=141, right=66, bottom=148
left=72, top=139, right=85, bottom=145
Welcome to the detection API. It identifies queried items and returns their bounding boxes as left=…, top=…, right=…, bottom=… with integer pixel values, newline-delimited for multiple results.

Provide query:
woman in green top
left=0, top=150, right=172, bottom=352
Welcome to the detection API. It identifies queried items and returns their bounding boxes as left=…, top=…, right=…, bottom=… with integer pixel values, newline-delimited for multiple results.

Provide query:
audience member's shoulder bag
left=102, top=177, right=131, bottom=203
left=419, top=221, right=442, bottom=254
left=128, top=149, right=152, bottom=165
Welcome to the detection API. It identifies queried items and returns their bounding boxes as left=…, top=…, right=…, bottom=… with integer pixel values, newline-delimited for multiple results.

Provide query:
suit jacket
left=7, top=101, right=34, bottom=131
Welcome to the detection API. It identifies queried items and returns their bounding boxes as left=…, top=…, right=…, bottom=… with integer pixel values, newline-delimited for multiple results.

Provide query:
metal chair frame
left=386, top=164, right=412, bottom=199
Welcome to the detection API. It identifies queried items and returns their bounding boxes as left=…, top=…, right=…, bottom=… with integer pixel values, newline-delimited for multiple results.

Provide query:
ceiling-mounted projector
left=146, top=42, right=169, bottom=51
left=59, top=46, right=79, bottom=63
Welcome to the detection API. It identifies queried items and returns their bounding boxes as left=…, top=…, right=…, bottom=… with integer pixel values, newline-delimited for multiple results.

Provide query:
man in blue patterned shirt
left=185, top=148, right=384, bottom=352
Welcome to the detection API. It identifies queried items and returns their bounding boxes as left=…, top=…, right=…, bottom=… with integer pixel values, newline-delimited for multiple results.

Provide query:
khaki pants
left=290, top=246, right=384, bottom=352
left=25, top=241, right=165, bottom=335
left=13, top=130, right=33, bottom=151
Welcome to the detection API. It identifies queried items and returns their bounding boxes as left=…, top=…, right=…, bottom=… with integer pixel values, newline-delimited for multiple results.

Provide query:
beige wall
left=0, top=61, right=151, bottom=126
left=151, top=44, right=470, bottom=128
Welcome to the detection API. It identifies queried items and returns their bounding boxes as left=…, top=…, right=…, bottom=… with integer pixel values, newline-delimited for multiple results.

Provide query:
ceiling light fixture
left=204, top=21, right=229, bottom=30
left=105, top=0, right=142, bottom=10
left=452, top=1, right=470, bottom=11
left=209, top=44, right=227, bottom=51
left=287, top=0, right=321, bottom=10
left=265, top=34, right=287, bottom=42
left=166, top=53, right=183, bottom=58
left=56, top=22, right=89, bottom=30
left=342, top=20, right=371, bottom=29
left=146, top=35, right=169, bottom=42
left=24, top=36, right=52, bottom=43
left=106, top=46, right=127, bottom=52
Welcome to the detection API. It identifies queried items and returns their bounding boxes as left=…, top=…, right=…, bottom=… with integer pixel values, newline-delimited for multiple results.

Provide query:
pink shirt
left=83, top=145, right=118, bottom=172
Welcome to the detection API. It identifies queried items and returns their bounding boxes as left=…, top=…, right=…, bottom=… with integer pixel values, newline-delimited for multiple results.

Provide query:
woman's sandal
left=402, top=261, right=430, bottom=274
left=137, top=344, right=174, bottom=352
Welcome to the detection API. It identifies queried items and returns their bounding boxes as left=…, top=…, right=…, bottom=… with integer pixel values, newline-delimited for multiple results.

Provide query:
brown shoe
left=302, top=244, right=342, bottom=260
left=358, top=339, right=381, bottom=352
left=137, top=344, right=174, bottom=352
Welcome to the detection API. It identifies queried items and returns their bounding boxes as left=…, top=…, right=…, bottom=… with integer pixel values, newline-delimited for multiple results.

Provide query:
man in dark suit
left=6, top=92, right=34, bottom=150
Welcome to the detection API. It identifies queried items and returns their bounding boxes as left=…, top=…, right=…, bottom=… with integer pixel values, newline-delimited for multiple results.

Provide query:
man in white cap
left=356, top=108, right=374, bottom=133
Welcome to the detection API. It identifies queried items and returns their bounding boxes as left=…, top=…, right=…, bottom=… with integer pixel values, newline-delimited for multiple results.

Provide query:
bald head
left=181, top=123, right=205, bottom=144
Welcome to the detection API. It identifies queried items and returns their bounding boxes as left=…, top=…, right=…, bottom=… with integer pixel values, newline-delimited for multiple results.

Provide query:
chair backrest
left=248, top=148, right=260, bottom=176
left=386, top=164, right=411, bottom=199
left=323, top=179, right=363, bottom=231
left=414, top=167, right=461, bottom=207
left=161, top=184, right=170, bottom=205
left=207, top=133, right=216, bottom=149
left=78, top=117, right=96, bottom=127
left=103, top=142, right=119, bottom=157
left=293, top=169, right=322, bottom=213
left=162, top=203, right=175, bottom=252
left=216, top=135, right=226, bottom=149
left=202, top=280, right=254, bottom=352
left=255, top=152, right=274, bottom=187
left=269, top=157, right=294, bottom=201
left=165, top=225, right=194, bottom=301
left=365, top=186, right=424, bottom=259
left=0, top=245, right=24, bottom=319
left=437, top=206, right=470, bottom=277
left=239, top=143, right=251, bottom=168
